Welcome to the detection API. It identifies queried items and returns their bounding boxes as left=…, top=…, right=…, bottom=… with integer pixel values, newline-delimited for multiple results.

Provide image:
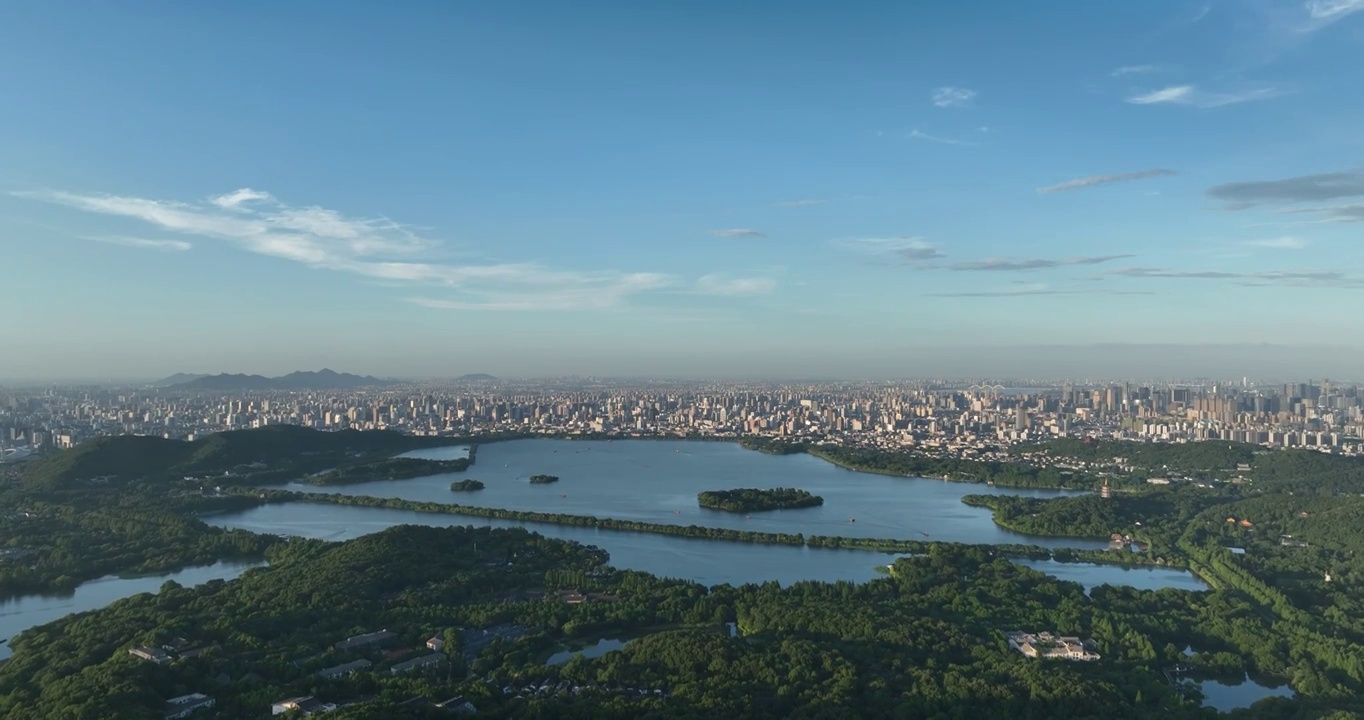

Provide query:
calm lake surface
left=0, top=560, right=262, bottom=661
left=546, top=637, right=628, bottom=666
left=1013, top=559, right=1207, bottom=593
left=334, top=439, right=1108, bottom=550
left=206, top=502, right=903, bottom=586
left=1191, top=673, right=1295, bottom=711
left=208, top=439, right=1223, bottom=591
left=207, top=503, right=1208, bottom=593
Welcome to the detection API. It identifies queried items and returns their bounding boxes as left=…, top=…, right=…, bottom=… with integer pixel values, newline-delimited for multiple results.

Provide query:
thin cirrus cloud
left=908, top=129, right=976, bottom=146
left=403, top=273, right=674, bottom=312
left=20, top=188, right=678, bottom=311
left=694, top=274, right=777, bottom=297
left=1207, top=170, right=1364, bottom=208
left=1111, top=266, right=1364, bottom=288
left=89, top=235, right=193, bottom=251
left=947, top=255, right=1135, bottom=272
left=1305, top=0, right=1364, bottom=28
left=1110, top=64, right=1159, bottom=76
left=1037, top=169, right=1175, bottom=194
left=1298, top=204, right=1364, bottom=222
left=931, top=87, right=977, bottom=108
left=837, top=236, right=946, bottom=264
left=1126, top=85, right=1275, bottom=108
left=1247, top=236, right=1309, bottom=249
left=210, top=187, right=274, bottom=209
left=710, top=228, right=766, bottom=238
left=929, top=285, right=1155, bottom=297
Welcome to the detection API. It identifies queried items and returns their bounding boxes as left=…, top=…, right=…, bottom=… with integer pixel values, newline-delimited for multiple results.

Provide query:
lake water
left=205, top=502, right=905, bottom=586
left=0, top=559, right=263, bottom=661
left=398, top=445, right=470, bottom=460
left=201, top=440, right=1223, bottom=592
left=1013, top=559, right=1207, bottom=593
left=316, top=439, right=1108, bottom=550
left=546, top=637, right=628, bottom=666
left=1190, top=674, right=1295, bottom=711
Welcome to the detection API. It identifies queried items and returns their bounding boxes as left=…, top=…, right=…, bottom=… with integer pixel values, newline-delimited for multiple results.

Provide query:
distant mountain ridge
left=168, top=369, right=398, bottom=391
left=455, top=373, right=498, bottom=382
left=150, top=373, right=210, bottom=387
left=20, top=425, right=447, bottom=491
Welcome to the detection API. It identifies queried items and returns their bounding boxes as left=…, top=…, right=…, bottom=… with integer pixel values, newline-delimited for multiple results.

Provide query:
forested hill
left=739, top=436, right=1364, bottom=494
left=1025, top=438, right=1260, bottom=472
left=21, top=426, right=457, bottom=491
left=168, top=369, right=398, bottom=391
left=1027, top=439, right=1364, bottom=493
left=0, top=524, right=1286, bottom=720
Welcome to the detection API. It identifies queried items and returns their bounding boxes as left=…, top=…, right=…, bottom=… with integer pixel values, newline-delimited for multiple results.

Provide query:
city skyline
left=4, top=2, right=1364, bottom=379
left=6, top=376, right=1361, bottom=462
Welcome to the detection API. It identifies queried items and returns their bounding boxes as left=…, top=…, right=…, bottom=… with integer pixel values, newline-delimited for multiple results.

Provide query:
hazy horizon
left=2, top=343, right=1360, bottom=385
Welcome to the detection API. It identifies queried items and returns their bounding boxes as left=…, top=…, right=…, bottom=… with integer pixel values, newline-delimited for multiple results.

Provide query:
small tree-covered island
left=528, top=474, right=560, bottom=484
left=697, top=487, right=824, bottom=513
left=450, top=479, right=486, bottom=492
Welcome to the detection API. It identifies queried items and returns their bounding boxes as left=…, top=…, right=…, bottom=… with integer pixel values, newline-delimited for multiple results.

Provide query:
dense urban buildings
left=2, top=377, right=1360, bottom=461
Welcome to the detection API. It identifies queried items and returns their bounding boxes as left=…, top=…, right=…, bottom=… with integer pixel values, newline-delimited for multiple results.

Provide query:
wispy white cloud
left=24, top=188, right=675, bottom=311
left=1128, top=85, right=1195, bottom=104
left=836, top=236, right=946, bottom=264
left=1037, top=169, right=1176, bottom=194
left=710, top=228, right=767, bottom=238
left=931, top=87, right=977, bottom=108
left=1126, top=85, right=1276, bottom=108
left=1247, top=236, right=1309, bottom=249
left=694, top=274, right=777, bottom=297
left=1111, top=64, right=1159, bottom=76
left=89, top=235, right=193, bottom=251
left=949, top=255, right=1134, bottom=272
left=405, top=273, right=674, bottom=311
left=1304, top=0, right=1364, bottom=29
left=1209, top=171, right=1364, bottom=208
left=929, top=282, right=1154, bottom=298
left=908, top=129, right=976, bottom=146
left=210, top=188, right=274, bottom=209
left=1112, top=266, right=1364, bottom=288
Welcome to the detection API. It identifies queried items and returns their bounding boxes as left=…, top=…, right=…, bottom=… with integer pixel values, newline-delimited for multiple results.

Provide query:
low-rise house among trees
left=162, top=693, right=215, bottom=720
left=271, top=696, right=337, bottom=716
left=129, top=646, right=172, bottom=664
left=318, top=659, right=371, bottom=680
left=332, top=629, right=396, bottom=653
left=1005, top=631, right=1100, bottom=661
left=433, top=696, right=476, bottom=713
left=390, top=653, right=445, bottom=675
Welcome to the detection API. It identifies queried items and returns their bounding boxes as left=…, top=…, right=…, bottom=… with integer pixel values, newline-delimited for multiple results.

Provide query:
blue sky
left=2, top=1, right=1363, bottom=379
